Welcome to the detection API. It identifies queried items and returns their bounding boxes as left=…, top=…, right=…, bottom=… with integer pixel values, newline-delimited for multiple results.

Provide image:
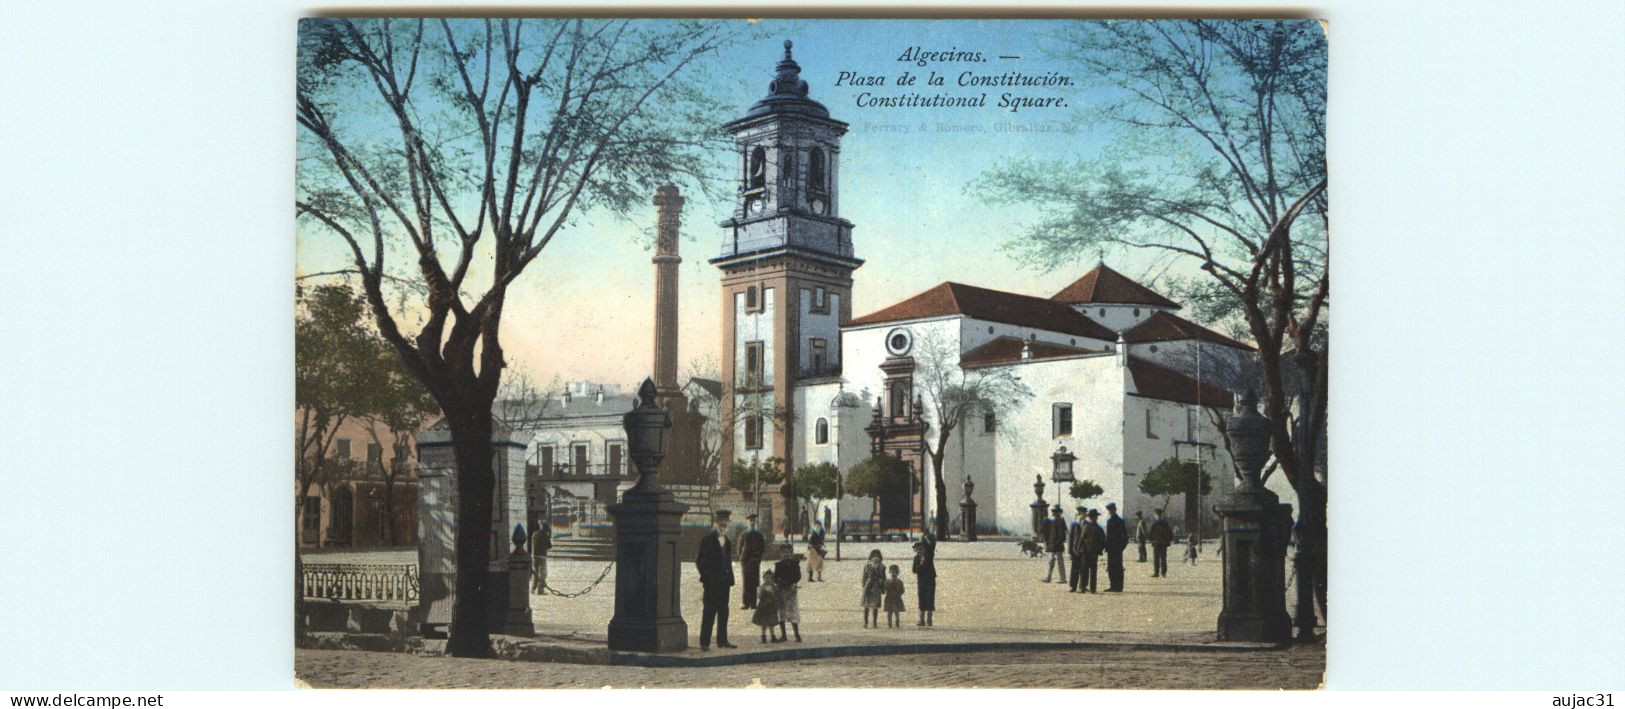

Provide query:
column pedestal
left=1215, top=488, right=1293, bottom=643
left=960, top=501, right=977, bottom=542
left=606, top=486, right=691, bottom=652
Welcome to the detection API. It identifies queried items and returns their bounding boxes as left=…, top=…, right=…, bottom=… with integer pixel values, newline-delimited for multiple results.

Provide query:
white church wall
left=1122, top=395, right=1240, bottom=534
left=933, top=401, right=1002, bottom=534
left=838, top=317, right=961, bottom=402
left=984, top=354, right=1128, bottom=534
left=790, top=380, right=874, bottom=527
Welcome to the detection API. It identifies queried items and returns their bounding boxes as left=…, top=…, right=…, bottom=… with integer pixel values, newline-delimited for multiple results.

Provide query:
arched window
left=748, top=146, right=766, bottom=190
left=808, top=148, right=826, bottom=191
left=815, top=418, right=829, bottom=445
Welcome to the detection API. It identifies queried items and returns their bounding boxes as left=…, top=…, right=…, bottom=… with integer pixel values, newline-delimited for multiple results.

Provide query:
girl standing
left=860, top=549, right=885, bottom=628
left=751, top=570, right=782, bottom=643
left=883, top=565, right=906, bottom=628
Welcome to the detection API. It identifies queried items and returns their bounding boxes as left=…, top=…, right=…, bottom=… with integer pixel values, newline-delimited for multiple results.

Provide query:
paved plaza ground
left=299, top=539, right=1324, bottom=688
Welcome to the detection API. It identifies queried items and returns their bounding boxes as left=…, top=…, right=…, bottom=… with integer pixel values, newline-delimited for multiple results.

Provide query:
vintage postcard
left=293, top=16, right=1328, bottom=689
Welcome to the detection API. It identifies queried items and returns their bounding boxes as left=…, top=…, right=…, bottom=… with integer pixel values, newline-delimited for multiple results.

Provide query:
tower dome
left=736, top=40, right=830, bottom=121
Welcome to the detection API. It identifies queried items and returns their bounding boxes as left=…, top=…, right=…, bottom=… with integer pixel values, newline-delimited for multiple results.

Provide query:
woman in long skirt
left=773, top=546, right=803, bottom=642
left=806, top=521, right=827, bottom=582
left=860, top=549, right=885, bottom=628
left=912, top=530, right=937, bottom=627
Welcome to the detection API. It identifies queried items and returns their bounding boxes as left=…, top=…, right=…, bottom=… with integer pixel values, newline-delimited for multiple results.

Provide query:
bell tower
left=711, top=40, right=862, bottom=529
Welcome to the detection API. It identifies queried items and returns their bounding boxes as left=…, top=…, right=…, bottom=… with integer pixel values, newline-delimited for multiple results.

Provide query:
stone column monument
left=606, top=378, right=691, bottom=652
left=649, top=184, right=706, bottom=487
left=959, top=475, right=978, bottom=542
left=1214, top=391, right=1293, bottom=643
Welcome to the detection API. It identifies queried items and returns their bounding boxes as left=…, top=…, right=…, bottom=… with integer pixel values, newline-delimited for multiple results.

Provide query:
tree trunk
left=443, top=401, right=497, bottom=658
left=930, top=448, right=950, bottom=540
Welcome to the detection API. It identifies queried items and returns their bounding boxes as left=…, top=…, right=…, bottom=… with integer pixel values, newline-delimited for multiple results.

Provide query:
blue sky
left=297, top=19, right=1237, bottom=388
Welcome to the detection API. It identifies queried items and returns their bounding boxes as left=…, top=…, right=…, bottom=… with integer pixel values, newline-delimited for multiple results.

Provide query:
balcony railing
left=528, top=462, right=630, bottom=481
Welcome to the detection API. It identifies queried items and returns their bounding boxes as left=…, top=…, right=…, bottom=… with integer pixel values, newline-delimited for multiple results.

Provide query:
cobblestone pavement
left=295, top=643, right=1325, bottom=689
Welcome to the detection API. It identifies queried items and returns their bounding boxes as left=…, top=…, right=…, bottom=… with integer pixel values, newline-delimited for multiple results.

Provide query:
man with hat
left=1104, top=502, right=1129, bottom=592
left=696, top=509, right=738, bottom=649
left=1041, top=504, right=1068, bottom=583
left=739, top=513, right=766, bottom=609
left=1079, top=509, right=1107, bottom=593
left=1149, top=508, right=1174, bottom=577
left=1066, top=506, right=1089, bottom=592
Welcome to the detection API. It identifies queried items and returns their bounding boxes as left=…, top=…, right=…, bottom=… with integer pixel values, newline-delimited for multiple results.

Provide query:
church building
left=713, top=41, right=1276, bottom=536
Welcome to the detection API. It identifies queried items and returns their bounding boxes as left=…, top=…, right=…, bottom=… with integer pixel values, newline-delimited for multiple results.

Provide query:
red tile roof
left=1122, top=311, right=1255, bottom=351
left=959, top=337, right=1108, bottom=368
left=1050, top=263, right=1181, bottom=309
left=847, top=282, right=1119, bottom=341
left=1127, top=357, right=1235, bottom=408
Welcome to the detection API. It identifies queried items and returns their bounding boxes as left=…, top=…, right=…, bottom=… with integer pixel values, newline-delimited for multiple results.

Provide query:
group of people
left=694, top=508, right=940, bottom=650
left=859, top=530, right=935, bottom=628
left=1040, top=502, right=1128, bottom=592
left=1041, top=503, right=1190, bottom=592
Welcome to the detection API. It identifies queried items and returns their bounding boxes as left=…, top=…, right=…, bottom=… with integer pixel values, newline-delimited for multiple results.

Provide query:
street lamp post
left=829, top=390, right=858, bottom=561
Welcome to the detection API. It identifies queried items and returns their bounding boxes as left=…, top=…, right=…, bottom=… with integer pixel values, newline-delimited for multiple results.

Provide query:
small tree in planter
left=1068, top=479, right=1105, bottom=510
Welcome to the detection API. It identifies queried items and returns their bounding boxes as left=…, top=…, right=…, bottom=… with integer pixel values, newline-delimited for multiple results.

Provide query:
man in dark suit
left=1150, top=508, right=1174, bottom=578
left=1041, top=505, right=1068, bottom=583
left=1079, top=509, right=1106, bottom=593
left=1066, top=506, right=1088, bottom=592
left=696, top=509, right=738, bottom=650
left=1104, top=502, right=1129, bottom=592
left=739, top=513, right=765, bottom=609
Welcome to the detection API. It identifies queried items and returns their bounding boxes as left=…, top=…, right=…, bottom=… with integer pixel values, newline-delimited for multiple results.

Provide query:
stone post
left=606, top=378, right=691, bottom=652
left=504, top=524, right=535, bottom=637
left=959, top=475, right=978, bottom=542
left=414, top=425, right=530, bottom=638
left=1214, top=391, right=1292, bottom=643
left=1029, top=475, right=1048, bottom=536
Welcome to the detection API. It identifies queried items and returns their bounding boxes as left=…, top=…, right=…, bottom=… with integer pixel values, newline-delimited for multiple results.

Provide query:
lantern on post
left=1050, top=445, right=1076, bottom=483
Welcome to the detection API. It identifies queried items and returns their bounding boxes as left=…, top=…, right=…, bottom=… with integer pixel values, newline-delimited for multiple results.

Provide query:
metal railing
left=301, top=563, right=418, bottom=602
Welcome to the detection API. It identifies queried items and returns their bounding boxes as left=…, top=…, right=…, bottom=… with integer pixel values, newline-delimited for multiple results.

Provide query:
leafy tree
left=728, top=456, right=785, bottom=498
left=973, top=19, right=1329, bottom=622
left=789, top=462, right=840, bottom=525
left=296, top=18, right=740, bottom=656
left=1139, top=457, right=1213, bottom=524
left=295, top=283, right=422, bottom=631
left=844, top=456, right=915, bottom=499
left=913, top=328, right=1032, bottom=539
left=1069, top=479, right=1105, bottom=505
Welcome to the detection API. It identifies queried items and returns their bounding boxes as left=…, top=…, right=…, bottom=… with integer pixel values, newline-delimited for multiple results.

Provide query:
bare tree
left=913, top=329, right=1033, bottom=539
left=296, top=18, right=739, bottom=656
left=974, top=20, right=1328, bottom=623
